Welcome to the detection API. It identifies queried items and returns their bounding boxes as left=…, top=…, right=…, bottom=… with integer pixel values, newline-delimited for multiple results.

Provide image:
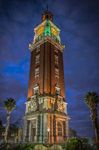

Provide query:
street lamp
left=47, top=128, right=50, bottom=143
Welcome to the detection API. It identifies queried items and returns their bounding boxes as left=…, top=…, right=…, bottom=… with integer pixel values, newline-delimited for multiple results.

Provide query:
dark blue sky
left=0, top=0, right=99, bottom=138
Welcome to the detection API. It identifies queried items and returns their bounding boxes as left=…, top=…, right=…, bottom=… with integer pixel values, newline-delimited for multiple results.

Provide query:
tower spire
left=42, top=6, right=53, bottom=21
left=46, top=4, right=48, bottom=11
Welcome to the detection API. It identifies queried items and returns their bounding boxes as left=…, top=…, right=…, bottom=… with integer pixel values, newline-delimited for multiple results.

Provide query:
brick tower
left=24, top=10, right=69, bottom=143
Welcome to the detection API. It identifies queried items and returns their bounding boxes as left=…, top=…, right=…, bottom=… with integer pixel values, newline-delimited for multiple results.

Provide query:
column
left=63, top=121, right=66, bottom=141
left=23, top=119, right=30, bottom=142
left=35, top=116, right=38, bottom=142
left=66, top=119, right=69, bottom=139
left=53, top=115, right=56, bottom=143
left=23, top=118, right=27, bottom=142
left=29, top=121, right=32, bottom=142
left=37, top=115, right=40, bottom=142
left=51, top=114, right=54, bottom=143
left=43, top=113, right=47, bottom=143
left=39, top=114, right=42, bottom=143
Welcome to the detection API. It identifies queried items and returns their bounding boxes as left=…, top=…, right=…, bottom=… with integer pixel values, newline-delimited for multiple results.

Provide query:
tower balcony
left=29, top=35, right=64, bottom=52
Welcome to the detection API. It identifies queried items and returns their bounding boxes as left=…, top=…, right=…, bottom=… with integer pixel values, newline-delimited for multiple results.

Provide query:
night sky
left=0, top=0, right=99, bottom=138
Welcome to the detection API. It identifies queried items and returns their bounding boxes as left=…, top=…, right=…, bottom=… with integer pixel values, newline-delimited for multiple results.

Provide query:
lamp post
left=47, top=128, right=50, bottom=143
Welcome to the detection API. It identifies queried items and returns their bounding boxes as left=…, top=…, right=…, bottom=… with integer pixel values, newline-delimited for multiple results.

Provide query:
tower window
left=35, top=67, right=39, bottom=78
left=55, top=55, right=58, bottom=65
left=34, top=84, right=39, bottom=95
left=55, top=68, right=59, bottom=79
left=35, top=54, right=40, bottom=65
left=55, top=84, right=60, bottom=95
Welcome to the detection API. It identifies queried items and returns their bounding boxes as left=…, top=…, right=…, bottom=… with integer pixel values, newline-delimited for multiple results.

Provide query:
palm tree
left=84, top=92, right=99, bottom=143
left=4, top=98, right=16, bottom=143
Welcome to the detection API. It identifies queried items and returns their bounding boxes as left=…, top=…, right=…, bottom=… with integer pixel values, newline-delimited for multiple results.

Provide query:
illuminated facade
left=24, top=10, right=69, bottom=143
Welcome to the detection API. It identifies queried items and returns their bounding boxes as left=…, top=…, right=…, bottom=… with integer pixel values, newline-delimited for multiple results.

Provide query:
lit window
left=55, top=68, right=59, bottom=78
left=35, top=54, right=40, bottom=64
left=55, top=55, right=58, bottom=65
left=57, top=122, right=62, bottom=136
left=35, top=67, right=39, bottom=78
left=55, top=84, right=60, bottom=95
left=34, top=84, right=39, bottom=95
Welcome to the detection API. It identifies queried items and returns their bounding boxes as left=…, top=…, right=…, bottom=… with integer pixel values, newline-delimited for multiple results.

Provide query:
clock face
left=28, top=100, right=37, bottom=112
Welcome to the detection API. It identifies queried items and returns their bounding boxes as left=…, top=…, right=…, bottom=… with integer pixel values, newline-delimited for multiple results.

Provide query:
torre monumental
left=24, top=10, right=69, bottom=144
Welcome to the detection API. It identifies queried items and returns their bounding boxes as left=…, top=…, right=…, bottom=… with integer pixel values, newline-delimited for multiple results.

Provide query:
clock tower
left=24, top=10, right=69, bottom=143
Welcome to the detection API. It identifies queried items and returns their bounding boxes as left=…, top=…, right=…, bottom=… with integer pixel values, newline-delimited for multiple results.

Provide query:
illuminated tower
left=24, top=10, right=69, bottom=143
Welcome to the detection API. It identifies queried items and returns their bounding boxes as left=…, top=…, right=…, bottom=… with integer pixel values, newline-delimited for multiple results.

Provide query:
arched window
left=57, top=122, right=62, bottom=136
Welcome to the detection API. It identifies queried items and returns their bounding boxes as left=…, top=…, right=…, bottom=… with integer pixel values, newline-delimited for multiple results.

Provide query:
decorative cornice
left=25, top=111, right=69, bottom=120
left=26, top=94, right=66, bottom=103
left=29, top=36, right=65, bottom=52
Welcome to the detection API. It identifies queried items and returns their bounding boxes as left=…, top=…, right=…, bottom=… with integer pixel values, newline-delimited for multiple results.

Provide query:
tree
left=65, top=137, right=93, bottom=150
left=65, top=137, right=82, bottom=150
left=84, top=92, right=99, bottom=144
left=69, top=128, right=77, bottom=138
left=4, top=98, right=16, bottom=143
left=0, top=117, right=3, bottom=140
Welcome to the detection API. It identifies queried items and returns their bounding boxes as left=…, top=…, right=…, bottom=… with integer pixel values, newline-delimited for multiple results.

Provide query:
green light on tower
left=44, top=20, right=51, bottom=36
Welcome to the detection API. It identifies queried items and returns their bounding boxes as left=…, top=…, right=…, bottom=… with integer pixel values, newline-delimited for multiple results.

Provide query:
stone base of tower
left=23, top=112, right=69, bottom=144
